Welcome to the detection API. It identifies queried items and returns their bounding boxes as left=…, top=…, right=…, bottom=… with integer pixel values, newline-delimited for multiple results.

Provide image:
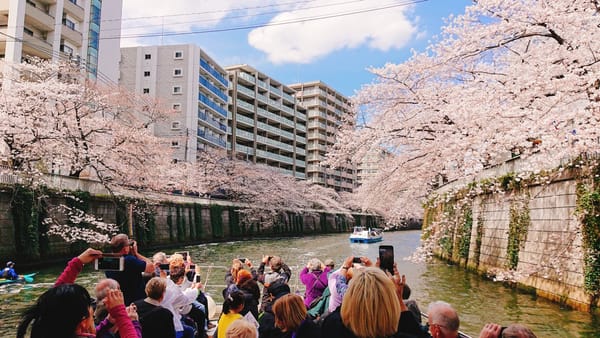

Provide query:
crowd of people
left=14, top=233, right=538, bottom=338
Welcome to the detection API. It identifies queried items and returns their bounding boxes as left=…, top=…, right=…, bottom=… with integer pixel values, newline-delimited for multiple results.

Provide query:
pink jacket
left=55, top=257, right=139, bottom=338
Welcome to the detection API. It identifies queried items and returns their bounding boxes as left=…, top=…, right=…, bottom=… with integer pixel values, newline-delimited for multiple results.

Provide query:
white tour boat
left=349, top=226, right=383, bottom=243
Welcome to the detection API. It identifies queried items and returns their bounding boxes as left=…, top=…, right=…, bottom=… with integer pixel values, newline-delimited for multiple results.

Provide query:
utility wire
left=112, top=0, right=427, bottom=40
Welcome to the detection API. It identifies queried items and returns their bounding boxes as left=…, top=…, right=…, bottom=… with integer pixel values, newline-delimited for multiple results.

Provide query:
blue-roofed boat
left=349, top=227, right=383, bottom=243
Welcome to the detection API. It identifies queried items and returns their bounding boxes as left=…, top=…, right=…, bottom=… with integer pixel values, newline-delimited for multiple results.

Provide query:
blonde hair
left=225, top=319, right=257, bottom=338
left=272, top=294, right=306, bottom=332
left=145, top=277, right=166, bottom=300
left=341, top=267, right=401, bottom=338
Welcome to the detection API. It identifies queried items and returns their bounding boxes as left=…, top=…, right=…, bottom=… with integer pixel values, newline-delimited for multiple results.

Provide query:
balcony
left=197, top=130, right=226, bottom=148
left=236, top=84, right=255, bottom=98
left=63, top=0, right=84, bottom=21
left=235, top=129, right=255, bottom=142
left=21, top=33, right=53, bottom=59
left=296, top=135, right=306, bottom=144
left=61, top=25, right=82, bottom=46
left=25, top=2, right=54, bottom=31
left=199, top=75, right=227, bottom=102
left=199, top=93, right=228, bottom=118
left=198, top=111, right=227, bottom=133
left=308, top=121, right=327, bottom=130
left=235, top=113, right=254, bottom=127
left=295, top=159, right=306, bottom=167
left=255, top=149, right=294, bottom=165
left=296, top=148, right=306, bottom=156
left=233, top=143, right=255, bottom=156
left=256, top=107, right=295, bottom=129
left=200, top=58, right=228, bottom=86
left=236, top=99, right=255, bottom=113
left=238, top=72, right=255, bottom=84
left=296, top=124, right=306, bottom=132
left=294, top=172, right=306, bottom=179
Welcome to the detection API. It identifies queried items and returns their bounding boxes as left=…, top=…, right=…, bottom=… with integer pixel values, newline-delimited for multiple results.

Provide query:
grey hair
left=152, top=251, right=168, bottom=264
left=427, top=301, right=460, bottom=332
left=95, top=278, right=120, bottom=300
left=307, top=258, right=323, bottom=272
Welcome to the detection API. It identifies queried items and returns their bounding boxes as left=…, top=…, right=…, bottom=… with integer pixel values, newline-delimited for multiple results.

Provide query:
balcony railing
left=199, top=75, right=227, bottom=102
left=200, top=58, right=228, bottom=86
left=238, top=72, right=256, bottom=84
left=199, top=93, right=228, bottom=118
left=197, top=130, right=226, bottom=148
left=198, top=111, right=227, bottom=132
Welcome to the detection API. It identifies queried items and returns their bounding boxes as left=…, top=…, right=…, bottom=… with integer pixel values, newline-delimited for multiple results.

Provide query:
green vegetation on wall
left=439, top=203, right=456, bottom=259
left=188, top=208, right=194, bottom=239
left=210, top=204, right=224, bottom=238
left=576, top=181, right=600, bottom=298
left=132, top=200, right=156, bottom=247
left=319, top=213, right=327, bottom=232
left=473, top=214, right=484, bottom=268
left=176, top=205, right=185, bottom=242
left=229, top=207, right=240, bottom=236
left=166, top=206, right=174, bottom=242
left=458, top=206, right=473, bottom=261
left=193, top=204, right=203, bottom=240
left=11, top=186, right=39, bottom=260
left=506, top=200, right=530, bottom=270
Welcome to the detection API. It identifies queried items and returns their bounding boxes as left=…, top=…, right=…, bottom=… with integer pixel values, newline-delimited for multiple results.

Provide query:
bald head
left=427, top=301, right=460, bottom=338
left=95, top=278, right=120, bottom=301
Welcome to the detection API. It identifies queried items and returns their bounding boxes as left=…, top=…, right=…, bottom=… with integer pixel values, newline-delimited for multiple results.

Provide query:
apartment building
left=0, top=0, right=122, bottom=82
left=227, top=64, right=307, bottom=179
left=120, top=44, right=229, bottom=163
left=356, top=147, right=390, bottom=185
left=288, top=81, right=355, bottom=192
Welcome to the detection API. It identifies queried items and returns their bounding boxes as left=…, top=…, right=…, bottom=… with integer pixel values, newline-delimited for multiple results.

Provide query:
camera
left=189, top=264, right=196, bottom=270
left=95, top=255, right=124, bottom=271
left=194, top=274, right=201, bottom=283
left=175, top=251, right=189, bottom=261
left=159, top=263, right=170, bottom=270
left=352, top=257, right=362, bottom=264
left=239, top=258, right=246, bottom=263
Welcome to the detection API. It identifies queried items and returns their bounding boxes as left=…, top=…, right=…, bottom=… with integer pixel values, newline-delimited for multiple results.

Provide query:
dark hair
left=222, top=290, right=245, bottom=314
left=17, top=283, right=92, bottom=338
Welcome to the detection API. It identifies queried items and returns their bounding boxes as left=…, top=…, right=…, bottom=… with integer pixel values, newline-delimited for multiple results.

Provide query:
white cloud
left=118, top=1, right=418, bottom=63
left=248, top=1, right=418, bottom=64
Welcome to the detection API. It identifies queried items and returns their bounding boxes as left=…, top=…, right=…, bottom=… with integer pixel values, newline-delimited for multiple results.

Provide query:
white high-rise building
left=289, top=81, right=356, bottom=192
left=120, top=44, right=229, bottom=163
left=0, top=0, right=122, bottom=82
left=227, top=64, right=307, bottom=179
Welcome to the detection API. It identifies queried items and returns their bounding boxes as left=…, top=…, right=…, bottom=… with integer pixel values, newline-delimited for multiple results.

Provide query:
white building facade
left=289, top=81, right=355, bottom=192
left=120, top=44, right=229, bottom=163
left=227, top=64, right=307, bottom=179
left=0, top=0, right=122, bottom=82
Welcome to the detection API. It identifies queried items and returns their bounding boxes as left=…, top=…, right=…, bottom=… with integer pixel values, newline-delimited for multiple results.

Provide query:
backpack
left=307, top=285, right=330, bottom=319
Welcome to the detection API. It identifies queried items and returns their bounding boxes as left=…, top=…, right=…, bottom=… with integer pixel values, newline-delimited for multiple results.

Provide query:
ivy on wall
left=11, top=186, right=39, bottom=260
left=193, top=204, right=203, bottom=240
left=166, top=206, right=174, bottom=242
left=439, top=203, right=456, bottom=259
left=210, top=204, right=224, bottom=238
left=473, top=214, right=485, bottom=268
left=458, top=206, right=473, bottom=261
left=319, top=213, right=327, bottom=232
left=176, top=205, right=184, bottom=242
left=576, top=182, right=600, bottom=298
left=506, top=199, right=530, bottom=270
left=229, top=207, right=240, bottom=236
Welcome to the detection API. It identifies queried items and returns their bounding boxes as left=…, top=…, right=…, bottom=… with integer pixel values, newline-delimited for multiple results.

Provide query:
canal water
left=1, top=231, right=598, bottom=337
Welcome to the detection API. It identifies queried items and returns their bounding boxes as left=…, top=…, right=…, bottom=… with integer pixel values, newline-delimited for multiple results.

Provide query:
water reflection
left=1, top=230, right=598, bottom=337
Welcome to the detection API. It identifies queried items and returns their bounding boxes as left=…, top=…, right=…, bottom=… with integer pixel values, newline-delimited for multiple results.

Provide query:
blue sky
left=120, top=0, right=472, bottom=97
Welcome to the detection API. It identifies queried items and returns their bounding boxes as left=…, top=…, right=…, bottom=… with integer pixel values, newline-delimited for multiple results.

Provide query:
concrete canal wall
left=0, top=175, right=379, bottom=266
left=424, top=166, right=600, bottom=311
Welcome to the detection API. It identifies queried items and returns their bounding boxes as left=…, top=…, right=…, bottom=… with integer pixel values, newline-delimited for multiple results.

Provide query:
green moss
left=193, top=204, right=203, bottom=240
left=11, top=186, right=39, bottom=260
left=210, top=204, right=224, bottom=238
left=458, top=206, right=473, bottom=261
left=473, top=214, right=484, bottom=268
left=576, top=182, right=600, bottom=297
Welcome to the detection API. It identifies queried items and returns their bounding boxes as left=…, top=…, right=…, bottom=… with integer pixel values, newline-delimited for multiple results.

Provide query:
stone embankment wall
left=424, top=170, right=598, bottom=311
left=0, top=177, right=379, bottom=266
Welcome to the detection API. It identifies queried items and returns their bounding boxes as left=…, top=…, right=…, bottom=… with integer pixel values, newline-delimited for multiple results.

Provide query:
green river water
left=1, top=231, right=598, bottom=337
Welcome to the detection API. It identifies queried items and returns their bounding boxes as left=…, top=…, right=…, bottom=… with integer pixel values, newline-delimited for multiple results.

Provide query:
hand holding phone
left=379, top=245, right=394, bottom=275
left=352, top=257, right=362, bottom=264
left=194, top=274, right=201, bottom=283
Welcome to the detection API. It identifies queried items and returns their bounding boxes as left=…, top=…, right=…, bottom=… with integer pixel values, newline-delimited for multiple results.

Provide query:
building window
left=63, top=18, right=76, bottom=30
left=174, top=51, right=183, bottom=59
left=23, top=27, right=34, bottom=36
left=60, top=44, right=73, bottom=55
left=144, top=54, right=151, bottom=60
left=143, top=71, right=150, bottom=77
left=172, top=86, right=182, bottom=94
left=172, top=103, right=181, bottom=111
left=143, top=88, right=150, bottom=94
left=173, top=68, right=182, bottom=77
left=171, top=141, right=180, bottom=148
left=171, top=121, right=181, bottom=130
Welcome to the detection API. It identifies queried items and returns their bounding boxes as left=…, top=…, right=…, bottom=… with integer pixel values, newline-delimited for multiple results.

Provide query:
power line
left=111, top=0, right=427, bottom=40
left=113, top=0, right=371, bottom=33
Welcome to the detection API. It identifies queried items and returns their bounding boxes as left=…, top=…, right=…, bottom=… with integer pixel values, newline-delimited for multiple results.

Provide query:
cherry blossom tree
left=0, top=59, right=175, bottom=190
left=0, top=59, right=177, bottom=243
left=328, top=0, right=600, bottom=221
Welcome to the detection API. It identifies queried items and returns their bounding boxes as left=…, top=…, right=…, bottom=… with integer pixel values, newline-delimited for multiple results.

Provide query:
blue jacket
left=2, top=267, right=18, bottom=280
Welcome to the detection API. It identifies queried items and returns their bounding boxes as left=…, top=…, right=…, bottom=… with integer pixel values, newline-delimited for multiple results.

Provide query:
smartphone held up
left=95, top=254, right=125, bottom=271
left=379, top=245, right=394, bottom=275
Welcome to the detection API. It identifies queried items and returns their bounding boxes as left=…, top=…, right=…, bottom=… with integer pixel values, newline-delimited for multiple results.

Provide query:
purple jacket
left=300, top=266, right=330, bottom=308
